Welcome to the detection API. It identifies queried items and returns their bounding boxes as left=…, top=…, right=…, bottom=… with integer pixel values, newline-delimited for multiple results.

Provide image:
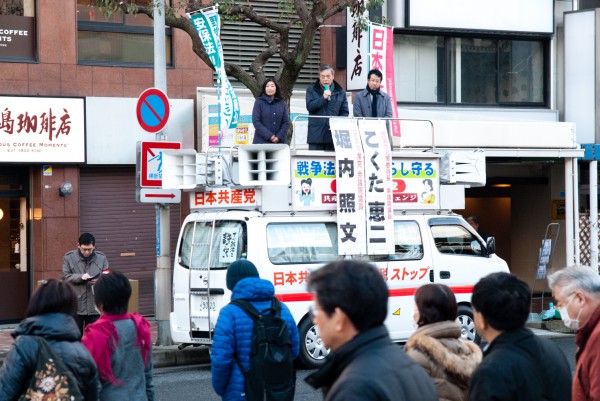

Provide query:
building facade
left=0, top=0, right=592, bottom=323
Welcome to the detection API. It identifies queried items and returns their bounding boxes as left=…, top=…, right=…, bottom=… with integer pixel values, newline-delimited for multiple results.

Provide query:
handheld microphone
left=324, top=84, right=330, bottom=100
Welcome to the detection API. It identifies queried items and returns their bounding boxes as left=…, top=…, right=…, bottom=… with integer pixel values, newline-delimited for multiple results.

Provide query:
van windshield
left=178, top=221, right=246, bottom=270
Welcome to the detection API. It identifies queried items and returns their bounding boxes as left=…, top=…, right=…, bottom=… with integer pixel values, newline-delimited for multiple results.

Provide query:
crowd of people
left=0, top=233, right=153, bottom=401
left=0, top=228, right=597, bottom=400
left=211, top=257, right=597, bottom=401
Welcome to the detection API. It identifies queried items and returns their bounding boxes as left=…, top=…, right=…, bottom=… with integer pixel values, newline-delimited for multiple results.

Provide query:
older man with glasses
left=549, top=265, right=600, bottom=401
left=62, top=232, right=109, bottom=333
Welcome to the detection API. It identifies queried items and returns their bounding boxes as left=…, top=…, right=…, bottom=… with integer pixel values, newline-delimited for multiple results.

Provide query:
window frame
left=76, top=3, right=173, bottom=67
left=266, top=222, right=339, bottom=265
left=394, top=30, right=550, bottom=108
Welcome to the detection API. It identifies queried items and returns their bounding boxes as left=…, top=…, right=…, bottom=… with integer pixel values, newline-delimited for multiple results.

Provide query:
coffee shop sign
left=0, top=96, right=85, bottom=163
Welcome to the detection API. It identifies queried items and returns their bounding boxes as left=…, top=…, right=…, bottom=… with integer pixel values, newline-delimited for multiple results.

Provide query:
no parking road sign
left=137, top=88, right=170, bottom=133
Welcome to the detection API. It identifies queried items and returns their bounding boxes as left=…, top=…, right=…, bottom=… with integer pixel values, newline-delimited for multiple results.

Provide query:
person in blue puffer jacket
left=211, top=259, right=300, bottom=400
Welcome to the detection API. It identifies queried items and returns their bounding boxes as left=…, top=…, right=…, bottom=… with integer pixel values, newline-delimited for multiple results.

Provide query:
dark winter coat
left=353, top=87, right=393, bottom=118
left=211, top=277, right=300, bottom=401
left=468, top=327, right=572, bottom=401
left=252, top=94, right=290, bottom=144
left=305, top=325, right=438, bottom=401
left=305, top=79, right=349, bottom=145
left=405, top=321, right=482, bottom=401
left=0, top=313, right=100, bottom=400
left=62, top=249, right=109, bottom=315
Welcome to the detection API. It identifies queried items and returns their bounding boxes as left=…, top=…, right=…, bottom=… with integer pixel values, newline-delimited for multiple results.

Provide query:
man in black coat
left=305, top=260, right=438, bottom=401
left=305, top=64, right=349, bottom=151
left=468, top=272, right=572, bottom=401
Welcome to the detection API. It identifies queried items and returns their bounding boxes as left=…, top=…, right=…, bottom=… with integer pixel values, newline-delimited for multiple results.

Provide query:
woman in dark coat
left=252, top=78, right=290, bottom=144
left=405, top=284, right=482, bottom=401
left=0, top=279, right=100, bottom=400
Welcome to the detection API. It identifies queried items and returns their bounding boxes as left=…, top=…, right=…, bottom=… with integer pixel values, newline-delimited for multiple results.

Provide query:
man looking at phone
left=62, top=232, right=109, bottom=333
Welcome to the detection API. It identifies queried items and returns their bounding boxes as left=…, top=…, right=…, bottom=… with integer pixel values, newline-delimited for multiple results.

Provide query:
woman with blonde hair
left=405, top=284, right=482, bottom=401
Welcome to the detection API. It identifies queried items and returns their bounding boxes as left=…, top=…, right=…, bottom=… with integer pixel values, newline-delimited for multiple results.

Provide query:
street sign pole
left=154, top=0, right=172, bottom=346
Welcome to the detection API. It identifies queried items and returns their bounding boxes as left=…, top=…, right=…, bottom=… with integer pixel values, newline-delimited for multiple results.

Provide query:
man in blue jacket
left=305, top=65, right=349, bottom=151
left=211, top=259, right=300, bottom=400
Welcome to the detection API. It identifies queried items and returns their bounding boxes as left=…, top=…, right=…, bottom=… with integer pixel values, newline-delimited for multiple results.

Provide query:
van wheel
left=297, top=317, right=330, bottom=369
left=456, top=305, right=481, bottom=344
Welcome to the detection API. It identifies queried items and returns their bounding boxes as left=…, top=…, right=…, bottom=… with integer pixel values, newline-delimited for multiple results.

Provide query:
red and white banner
left=368, top=24, right=401, bottom=138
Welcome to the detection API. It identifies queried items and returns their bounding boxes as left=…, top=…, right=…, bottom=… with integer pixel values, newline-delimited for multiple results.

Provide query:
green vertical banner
left=188, top=6, right=240, bottom=141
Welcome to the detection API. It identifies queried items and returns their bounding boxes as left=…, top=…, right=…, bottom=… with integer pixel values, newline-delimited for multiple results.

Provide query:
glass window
left=178, top=221, right=246, bottom=270
left=391, top=221, right=424, bottom=260
left=430, top=225, right=484, bottom=256
left=395, top=35, right=444, bottom=103
left=450, top=38, right=498, bottom=104
left=76, top=0, right=172, bottom=66
left=394, top=33, right=547, bottom=107
left=266, top=223, right=339, bottom=264
left=0, top=0, right=36, bottom=60
left=498, top=40, right=544, bottom=103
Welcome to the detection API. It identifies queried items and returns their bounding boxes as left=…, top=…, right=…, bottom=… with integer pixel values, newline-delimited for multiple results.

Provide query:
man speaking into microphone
left=305, top=64, right=349, bottom=151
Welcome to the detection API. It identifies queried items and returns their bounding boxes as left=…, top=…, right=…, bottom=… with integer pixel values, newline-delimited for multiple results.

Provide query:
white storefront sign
left=0, top=96, right=85, bottom=163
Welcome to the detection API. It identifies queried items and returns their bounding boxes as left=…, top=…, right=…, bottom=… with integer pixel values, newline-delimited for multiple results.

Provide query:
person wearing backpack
left=0, top=279, right=100, bottom=400
left=211, top=259, right=300, bottom=401
left=82, top=270, right=153, bottom=401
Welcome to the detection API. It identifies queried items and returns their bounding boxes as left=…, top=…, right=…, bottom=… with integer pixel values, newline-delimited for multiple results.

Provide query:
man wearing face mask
left=62, top=232, right=109, bottom=333
left=549, top=265, right=600, bottom=401
left=468, top=272, right=571, bottom=401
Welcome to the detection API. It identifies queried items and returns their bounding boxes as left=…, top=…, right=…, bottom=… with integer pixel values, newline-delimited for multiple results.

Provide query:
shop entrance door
left=0, top=167, right=29, bottom=323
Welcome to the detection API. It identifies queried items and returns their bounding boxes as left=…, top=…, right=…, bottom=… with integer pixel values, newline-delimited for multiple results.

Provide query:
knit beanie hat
left=226, top=259, right=259, bottom=290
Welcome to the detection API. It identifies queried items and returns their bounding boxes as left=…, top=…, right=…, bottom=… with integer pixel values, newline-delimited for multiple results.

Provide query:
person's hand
left=323, top=89, right=331, bottom=100
left=271, top=136, right=280, bottom=143
left=82, top=273, right=91, bottom=280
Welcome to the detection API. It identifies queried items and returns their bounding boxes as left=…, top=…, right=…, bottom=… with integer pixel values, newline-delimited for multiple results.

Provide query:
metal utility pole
left=153, top=0, right=172, bottom=346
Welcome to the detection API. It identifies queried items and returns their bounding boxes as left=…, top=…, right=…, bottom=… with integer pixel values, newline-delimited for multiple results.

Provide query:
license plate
left=199, top=296, right=217, bottom=312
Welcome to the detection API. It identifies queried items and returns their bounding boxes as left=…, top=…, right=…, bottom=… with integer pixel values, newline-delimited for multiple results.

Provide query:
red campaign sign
left=136, top=88, right=170, bottom=134
left=140, top=141, right=180, bottom=187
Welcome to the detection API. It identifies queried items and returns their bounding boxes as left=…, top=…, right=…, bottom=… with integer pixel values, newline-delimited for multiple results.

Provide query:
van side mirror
left=485, top=237, right=497, bottom=255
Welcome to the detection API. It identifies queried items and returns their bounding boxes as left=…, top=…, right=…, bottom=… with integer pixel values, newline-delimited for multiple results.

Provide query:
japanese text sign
left=0, top=96, right=85, bottom=163
left=189, top=187, right=260, bottom=209
left=359, top=119, right=394, bottom=255
left=346, top=6, right=368, bottom=91
left=331, top=117, right=367, bottom=255
left=368, top=24, right=400, bottom=137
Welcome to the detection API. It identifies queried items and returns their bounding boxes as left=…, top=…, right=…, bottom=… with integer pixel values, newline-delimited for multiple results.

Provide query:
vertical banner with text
left=331, top=118, right=367, bottom=255
left=346, top=6, right=368, bottom=91
left=188, top=7, right=240, bottom=145
left=369, top=24, right=400, bottom=138
left=358, top=119, right=394, bottom=255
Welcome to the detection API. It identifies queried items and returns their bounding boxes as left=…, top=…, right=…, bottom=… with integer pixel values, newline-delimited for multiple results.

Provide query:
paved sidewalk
left=0, top=320, right=210, bottom=369
left=0, top=320, right=574, bottom=369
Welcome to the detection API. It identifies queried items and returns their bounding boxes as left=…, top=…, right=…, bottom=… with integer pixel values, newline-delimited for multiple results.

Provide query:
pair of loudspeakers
left=237, top=144, right=290, bottom=186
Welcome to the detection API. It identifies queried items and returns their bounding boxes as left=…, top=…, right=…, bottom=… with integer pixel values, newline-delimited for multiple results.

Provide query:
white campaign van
left=163, top=118, right=509, bottom=368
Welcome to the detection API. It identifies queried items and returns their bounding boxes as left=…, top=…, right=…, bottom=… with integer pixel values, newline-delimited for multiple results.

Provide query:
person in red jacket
left=549, top=265, right=600, bottom=401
